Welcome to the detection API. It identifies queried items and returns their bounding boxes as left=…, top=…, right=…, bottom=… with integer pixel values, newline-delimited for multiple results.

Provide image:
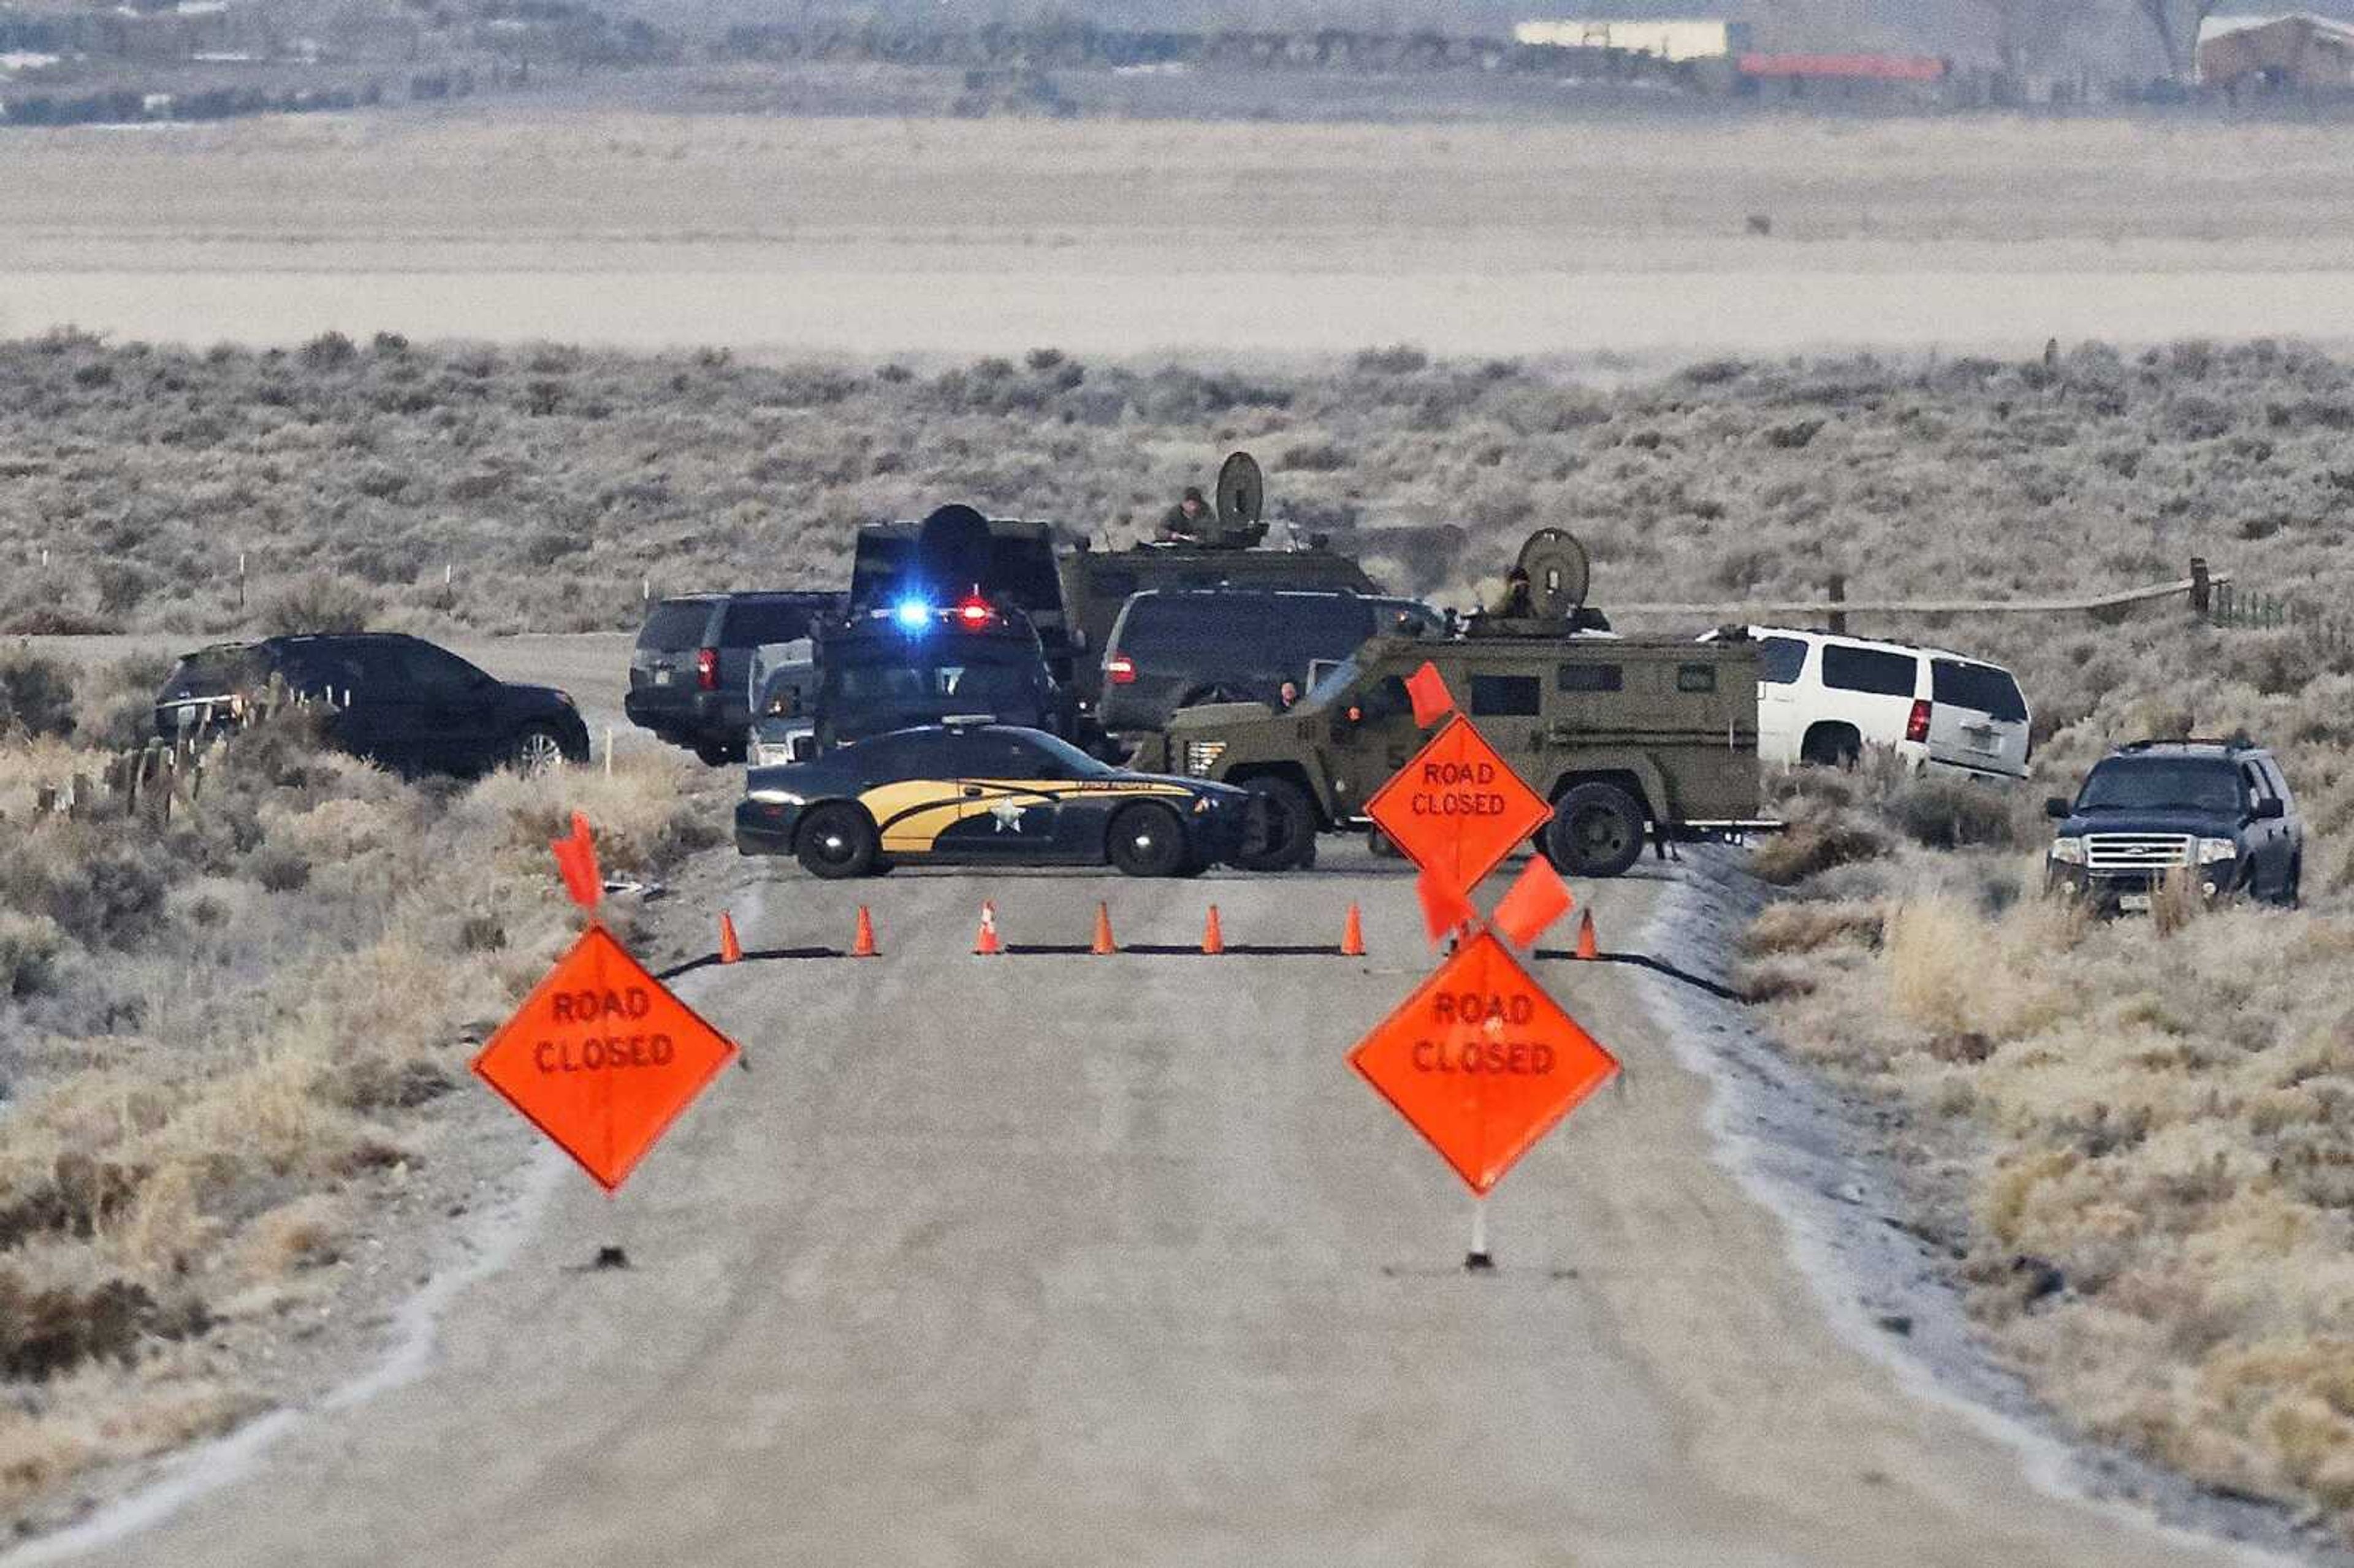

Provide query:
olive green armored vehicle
left=1059, top=451, right=1378, bottom=710
left=1128, top=529, right=1768, bottom=877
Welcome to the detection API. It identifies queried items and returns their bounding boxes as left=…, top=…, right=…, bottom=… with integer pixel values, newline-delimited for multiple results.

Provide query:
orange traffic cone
left=850, top=905, right=878, bottom=958
left=1202, top=905, right=1225, bottom=955
left=1574, top=908, right=1598, bottom=961
left=1340, top=902, right=1366, bottom=957
left=974, top=900, right=1002, bottom=956
left=718, top=911, right=743, bottom=964
left=1091, top=901, right=1118, bottom=956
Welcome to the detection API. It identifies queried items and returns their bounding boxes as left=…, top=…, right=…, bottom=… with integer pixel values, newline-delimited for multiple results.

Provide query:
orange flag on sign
left=1416, top=863, right=1479, bottom=948
left=1493, top=856, right=1574, bottom=948
left=551, top=810, right=601, bottom=910
left=1404, top=660, right=1454, bottom=729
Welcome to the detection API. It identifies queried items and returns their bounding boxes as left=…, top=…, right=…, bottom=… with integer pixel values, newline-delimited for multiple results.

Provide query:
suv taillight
left=1906, top=698, right=1932, bottom=744
left=696, top=648, right=719, bottom=691
left=1107, top=655, right=1137, bottom=686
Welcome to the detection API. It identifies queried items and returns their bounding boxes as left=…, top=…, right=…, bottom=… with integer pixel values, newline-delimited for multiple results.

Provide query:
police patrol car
left=735, top=722, right=1256, bottom=879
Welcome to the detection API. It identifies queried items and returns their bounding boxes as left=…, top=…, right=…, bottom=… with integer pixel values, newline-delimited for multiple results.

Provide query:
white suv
left=1745, top=627, right=2031, bottom=781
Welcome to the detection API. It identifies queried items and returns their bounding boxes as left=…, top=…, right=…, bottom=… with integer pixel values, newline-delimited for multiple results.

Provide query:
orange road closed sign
left=472, top=923, right=739, bottom=1193
left=1364, top=714, right=1553, bottom=894
left=1349, top=929, right=1619, bottom=1196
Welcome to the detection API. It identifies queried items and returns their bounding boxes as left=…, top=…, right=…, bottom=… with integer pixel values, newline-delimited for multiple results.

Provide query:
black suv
left=2045, top=739, right=2304, bottom=910
left=626, top=591, right=840, bottom=764
left=154, top=633, right=590, bottom=776
left=1097, top=588, right=1443, bottom=737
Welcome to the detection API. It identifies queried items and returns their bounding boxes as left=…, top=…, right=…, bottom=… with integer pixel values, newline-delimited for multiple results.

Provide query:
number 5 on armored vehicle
left=1129, top=530, right=1769, bottom=878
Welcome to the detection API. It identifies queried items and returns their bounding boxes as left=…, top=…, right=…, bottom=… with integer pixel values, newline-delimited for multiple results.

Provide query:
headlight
left=2049, top=837, right=2086, bottom=865
left=1183, top=740, right=1227, bottom=777
left=2196, top=838, right=2238, bottom=864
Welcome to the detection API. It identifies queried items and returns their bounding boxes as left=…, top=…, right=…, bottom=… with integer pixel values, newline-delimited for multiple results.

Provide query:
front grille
left=1184, top=740, right=1227, bottom=777
left=2084, top=833, right=2193, bottom=872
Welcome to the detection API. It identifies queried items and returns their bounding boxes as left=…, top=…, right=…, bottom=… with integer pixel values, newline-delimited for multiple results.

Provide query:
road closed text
left=1413, top=991, right=1557, bottom=1074
left=534, top=1034, right=677, bottom=1073
left=536, top=986, right=672, bottom=1072
left=1408, top=759, right=1510, bottom=818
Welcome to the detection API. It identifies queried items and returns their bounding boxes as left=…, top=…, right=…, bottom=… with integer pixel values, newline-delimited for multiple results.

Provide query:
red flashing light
left=695, top=647, right=719, bottom=691
left=954, top=596, right=994, bottom=627
left=1906, top=698, right=1932, bottom=744
left=1107, top=655, right=1137, bottom=685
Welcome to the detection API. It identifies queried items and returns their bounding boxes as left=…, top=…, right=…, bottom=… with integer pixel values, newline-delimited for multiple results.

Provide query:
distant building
left=2196, top=13, right=2354, bottom=88
left=1513, top=19, right=1752, bottom=62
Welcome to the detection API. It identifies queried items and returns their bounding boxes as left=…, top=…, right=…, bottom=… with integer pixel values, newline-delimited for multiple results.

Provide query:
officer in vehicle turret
left=1490, top=565, right=1535, bottom=619
left=1157, top=487, right=1214, bottom=544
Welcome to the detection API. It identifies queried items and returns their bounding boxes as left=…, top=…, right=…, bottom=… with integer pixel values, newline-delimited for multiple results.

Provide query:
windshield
left=826, top=658, right=1035, bottom=707
left=159, top=646, right=269, bottom=701
left=1019, top=730, right=1118, bottom=778
left=2076, top=759, right=2241, bottom=815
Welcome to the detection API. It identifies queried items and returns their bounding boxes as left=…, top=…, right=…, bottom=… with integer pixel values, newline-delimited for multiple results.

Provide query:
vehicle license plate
left=653, top=669, right=672, bottom=686
left=2119, top=892, right=2153, bottom=912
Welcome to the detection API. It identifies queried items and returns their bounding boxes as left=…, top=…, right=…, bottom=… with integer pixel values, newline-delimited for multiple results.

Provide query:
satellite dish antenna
left=916, top=504, right=993, bottom=594
left=1214, top=451, right=1266, bottom=545
left=1515, top=528, right=1591, bottom=620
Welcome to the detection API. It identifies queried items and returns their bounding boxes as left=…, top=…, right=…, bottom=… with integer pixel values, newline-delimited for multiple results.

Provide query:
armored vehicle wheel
left=1544, top=783, right=1645, bottom=880
left=1235, top=776, right=1317, bottom=872
left=1108, top=803, right=1187, bottom=877
left=796, top=802, right=878, bottom=880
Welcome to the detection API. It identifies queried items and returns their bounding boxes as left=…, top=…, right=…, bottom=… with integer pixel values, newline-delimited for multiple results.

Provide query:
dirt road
left=20, top=848, right=2275, bottom=1567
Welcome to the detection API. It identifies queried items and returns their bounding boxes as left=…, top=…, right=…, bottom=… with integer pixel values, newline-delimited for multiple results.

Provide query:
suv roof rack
left=2116, top=734, right=2259, bottom=753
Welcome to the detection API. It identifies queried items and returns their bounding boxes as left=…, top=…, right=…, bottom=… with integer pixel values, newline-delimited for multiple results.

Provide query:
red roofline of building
left=1738, top=52, right=1947, bottom=81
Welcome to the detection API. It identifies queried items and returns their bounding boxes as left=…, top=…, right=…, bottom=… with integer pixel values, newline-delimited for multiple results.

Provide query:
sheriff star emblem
left=988, top=799, right=1026, bottom=832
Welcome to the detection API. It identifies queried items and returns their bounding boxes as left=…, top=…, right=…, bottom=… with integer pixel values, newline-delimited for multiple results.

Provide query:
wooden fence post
left=1827, top=573, right=1848, bottom=636
left=2190, top=557, right=2211, bottom=615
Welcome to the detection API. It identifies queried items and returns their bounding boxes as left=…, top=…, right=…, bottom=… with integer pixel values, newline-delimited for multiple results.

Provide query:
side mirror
left=2254, top=796, right=2286, bottom=821
left=2043, top=797, right=2070, bottom=820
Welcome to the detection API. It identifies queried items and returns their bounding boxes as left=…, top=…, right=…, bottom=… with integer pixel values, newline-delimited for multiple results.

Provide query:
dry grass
left=0, top=673, right=720, bottom=1528
left=4, top=327, right=2353, bottom=1534
left=1753, top=842, right=2354, bottom=1532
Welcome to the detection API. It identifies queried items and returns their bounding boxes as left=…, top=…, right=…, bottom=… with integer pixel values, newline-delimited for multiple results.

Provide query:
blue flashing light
left=893, top=598, right=935, bottom=632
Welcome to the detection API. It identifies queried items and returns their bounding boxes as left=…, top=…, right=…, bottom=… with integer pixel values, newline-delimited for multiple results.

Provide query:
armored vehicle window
left=1558, top=663, right=1623, bottom=693
left=1351, top=674, right=1412, bottom=719
left=2259, top=758, right=2293, bottom=804
left=1756, top=636, right=1808, bottom=685
left=1930, top=658, right=2027, bottom=722
left=2241, top=763, right=2273, bottom=811
left=1677, top=664, right=1718, bottom=694
left=1821, top=645, right=1918, bottom=698
left=1469, top=674, right=1541, bottom=717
